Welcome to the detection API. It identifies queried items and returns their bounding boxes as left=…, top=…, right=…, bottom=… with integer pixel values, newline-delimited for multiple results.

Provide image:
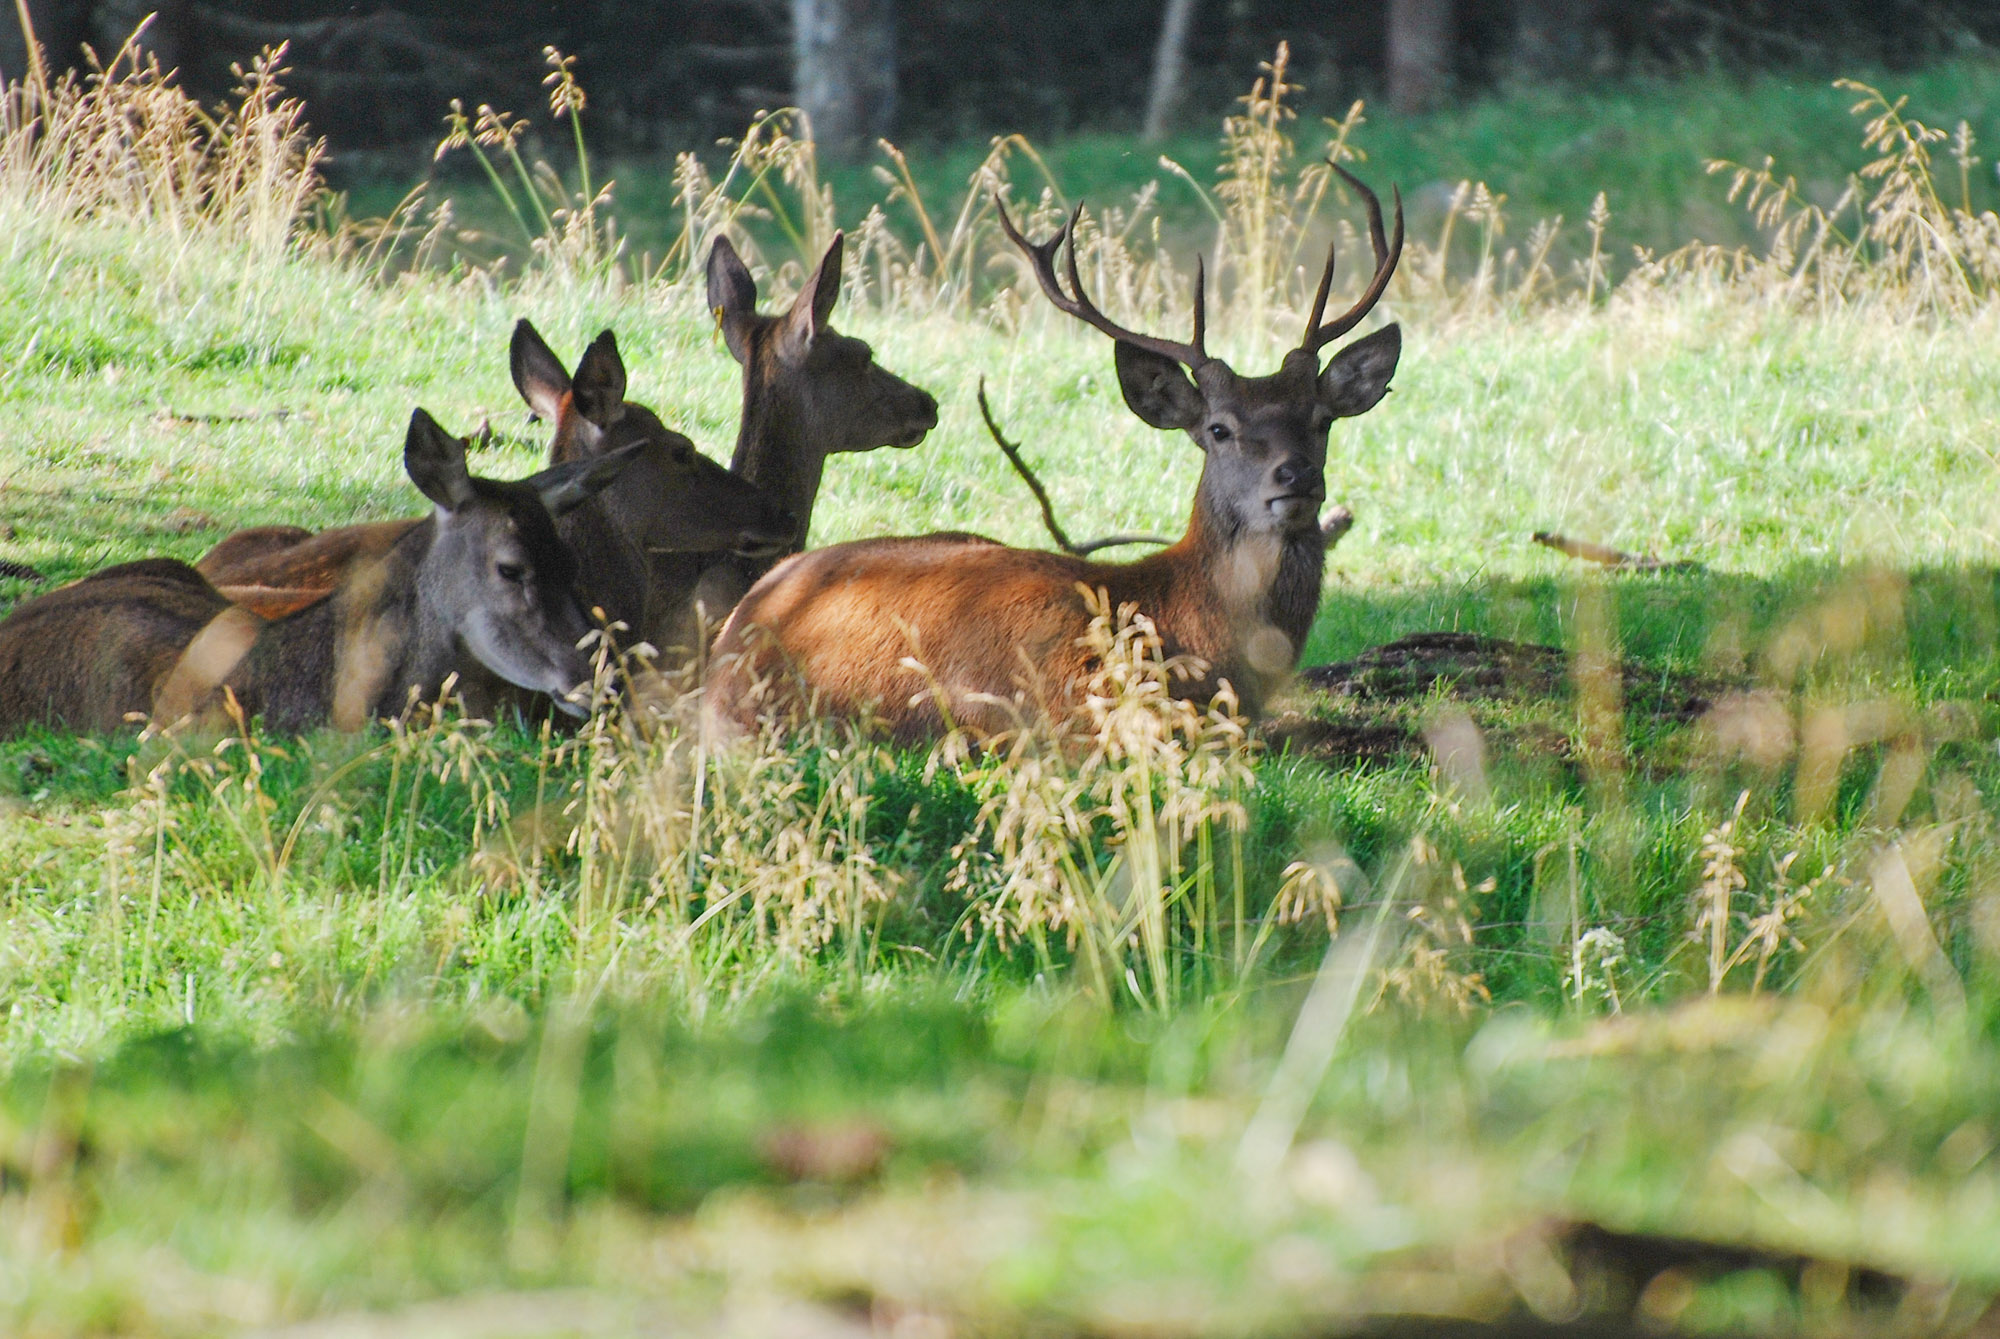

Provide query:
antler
left=994, top=194, right=1210, bottom=369
left=1301, top=164, right=1405, bottom=356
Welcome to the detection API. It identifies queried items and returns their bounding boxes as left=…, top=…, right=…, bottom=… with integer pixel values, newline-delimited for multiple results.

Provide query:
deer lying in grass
left=197, top=325, right=798, bottom=660
left=695, top=231, right=939, bottom=615
left=706, top=168, right=1403, bottom=741
left=0, top=410, right=634, bottom=736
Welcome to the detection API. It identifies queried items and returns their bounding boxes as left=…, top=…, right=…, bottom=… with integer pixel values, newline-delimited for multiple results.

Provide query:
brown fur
left=197, top=520, right=414, bottom=590
left=211, top=585, right=336, bottom=619
left=194, top=330, right=794, bottom=668
left=1, top=412, right=627, bottom=737
left=193, top=524, right=313, bottom=577
left=0, top=560, right=236, bottom=733
left=694, top=234, right=939, bottom=622
left=707, top=183, right=1407, bottom=742
left=706, top=511, right=1324, bottom=744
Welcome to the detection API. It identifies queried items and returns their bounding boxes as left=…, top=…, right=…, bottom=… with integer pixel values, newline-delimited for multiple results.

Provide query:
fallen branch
left=1533, top=531, right=1700, bottom=573
left=0, top=558, right=43, bottom=582
left=156, top=407, right=296, bottom=425
left=978, top=379, right=1171, bottom=557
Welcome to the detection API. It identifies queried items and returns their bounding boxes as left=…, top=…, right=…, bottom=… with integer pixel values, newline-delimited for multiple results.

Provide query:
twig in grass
left=0, top=558, right=43, bottom=582
left=155, top=407, right=297, bottom=425
left=1533, top=530, right=1701, bottom=573
left=978, top=378, right=1171, bottom=557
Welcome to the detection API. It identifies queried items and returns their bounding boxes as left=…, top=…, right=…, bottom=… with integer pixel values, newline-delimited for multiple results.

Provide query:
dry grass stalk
left=0, top=32, right=323, bottom=258
left=1374, top=838, right=1490, bottom=1018
left=937, top=591, right=1256, bottom=1008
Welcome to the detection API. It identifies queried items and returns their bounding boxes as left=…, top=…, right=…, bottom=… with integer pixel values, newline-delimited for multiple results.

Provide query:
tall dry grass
left=0, top=24, right=322, bottom=259
left=7, top=27, right=2000, bottom=1021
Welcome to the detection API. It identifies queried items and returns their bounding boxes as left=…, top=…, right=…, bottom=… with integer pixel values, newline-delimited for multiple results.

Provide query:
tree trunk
left=793, top=0, right=896, bottom=163
left=1385, top=0, right=1450, bottom=116
left=1142, top=0, right=1199, bottom=142
left=1512, top=0, right=1597, bottom=82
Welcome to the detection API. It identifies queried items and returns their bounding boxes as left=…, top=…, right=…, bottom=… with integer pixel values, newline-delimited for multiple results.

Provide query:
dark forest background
left=3, top=0, right=1998, bottom=172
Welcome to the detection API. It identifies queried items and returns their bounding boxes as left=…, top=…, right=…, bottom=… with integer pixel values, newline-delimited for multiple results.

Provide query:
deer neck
left=556, top=495, right=651, bottom=637
left=1163, top=502, right=1325, bottom=712
left=730, top=377, right=824, bottom=549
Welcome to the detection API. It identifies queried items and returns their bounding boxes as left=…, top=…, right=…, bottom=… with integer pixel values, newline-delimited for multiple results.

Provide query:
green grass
left=6, top=51, right=2000, bottom=1336
left=372, top=55, right=2000, bottom=280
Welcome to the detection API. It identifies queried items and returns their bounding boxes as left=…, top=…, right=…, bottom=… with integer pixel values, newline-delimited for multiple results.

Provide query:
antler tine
left=993, top=191, right=1208, bottom=368
left=1335, top=161, right=1392, bottom=261
left=1302, top=236, right=1336, bottom=344
left=1303, top=164, right=1405, bottom=355
left=994, top=192, right=1081, bottom=309
left=1190, top=254, right=1207, bottom=356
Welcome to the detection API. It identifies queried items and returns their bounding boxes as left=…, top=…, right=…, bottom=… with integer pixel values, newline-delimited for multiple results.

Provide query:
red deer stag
left=696, top=231, right=940, bottom=616
left=706, top=168, right=1403, bottom=741
left=197, top=326, right=797, bottom=661
left=0, top=410, right=635, bottom=736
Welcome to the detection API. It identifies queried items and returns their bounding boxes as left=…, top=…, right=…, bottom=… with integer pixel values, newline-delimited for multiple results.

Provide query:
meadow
left=3, top=34, right=2000, bottom=1337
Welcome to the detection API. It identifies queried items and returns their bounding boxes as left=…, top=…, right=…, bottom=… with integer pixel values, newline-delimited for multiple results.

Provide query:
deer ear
left=1114, top=341, right=1204, bottom=431
left=510, top=319, right=570, bottom=421
left=570, top=330, right=628, bottom=426
left=529, top=440, right=645, bottom=518
left=405, top=409, right=477, bottom=512
left=1317, top=323, right=1401, bottom=419
left=706, top=236, right=759, bottom=365
left=782, top=231, right=845, bottom=348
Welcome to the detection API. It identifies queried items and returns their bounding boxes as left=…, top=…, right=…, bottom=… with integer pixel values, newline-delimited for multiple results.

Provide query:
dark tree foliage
left=4, top=0, right=1995, bottom=160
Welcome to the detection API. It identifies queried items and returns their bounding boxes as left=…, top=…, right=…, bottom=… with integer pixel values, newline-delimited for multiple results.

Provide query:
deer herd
left=0, top=171, right=1403, bottom=750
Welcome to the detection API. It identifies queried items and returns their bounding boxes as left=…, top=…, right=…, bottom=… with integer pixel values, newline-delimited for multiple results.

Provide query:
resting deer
left=0, top=410, right=634, bottom=736
left=695, top=231, right=940, bottom=616
left=197, top=325, right=798, bottom=661
left=706, top=168, right=1403, bottom=741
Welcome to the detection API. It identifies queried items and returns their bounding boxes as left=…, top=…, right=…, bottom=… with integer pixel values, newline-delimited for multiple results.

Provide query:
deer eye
left=1207, top=422, right=1234, bottom=444
left=496, top=562, right=527, bottom=584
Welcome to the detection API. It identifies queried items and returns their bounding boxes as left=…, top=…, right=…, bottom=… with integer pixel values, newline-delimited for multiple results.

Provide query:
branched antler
left=978, top=380, right=1170, bottom=557
left=1302, top=164, right=1406, bottom=356
left=993, top=196, right=1210, bottom=368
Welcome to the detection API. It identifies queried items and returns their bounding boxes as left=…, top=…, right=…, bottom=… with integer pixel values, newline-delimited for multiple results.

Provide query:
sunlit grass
left=3, top=31, right=2000, bottom=1336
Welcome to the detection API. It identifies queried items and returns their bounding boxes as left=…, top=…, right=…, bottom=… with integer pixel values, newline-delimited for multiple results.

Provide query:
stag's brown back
left=707, top=168, right=1405, bottom=740
left=0, top=559, right=236, bottom=733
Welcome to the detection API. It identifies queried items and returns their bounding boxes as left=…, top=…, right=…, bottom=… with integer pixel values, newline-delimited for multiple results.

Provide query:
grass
left=3, top=34, right=2000, bottom=1336
left=373, top=54, right=2000, bottom=282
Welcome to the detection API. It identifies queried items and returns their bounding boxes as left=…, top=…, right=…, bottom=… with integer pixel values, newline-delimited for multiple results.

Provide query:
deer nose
left=1272, top=458, right=1315, bottom=492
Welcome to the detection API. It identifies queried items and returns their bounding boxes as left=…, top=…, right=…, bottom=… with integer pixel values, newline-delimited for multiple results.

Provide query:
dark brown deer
left=706, top=168, right=1403, bottom=741
left=696, top=232, right=939, bottom=615
left=0, top=410, right=635, bottom=736
left=197, top=325, right=798, bottom=660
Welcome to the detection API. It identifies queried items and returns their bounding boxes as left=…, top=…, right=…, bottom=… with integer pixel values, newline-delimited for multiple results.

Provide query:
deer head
left=509, top=320, right=797, bottom=559
left=404, top=407, right=639, bottom=714
left=707, top=233, right=940, bottom=457
left=997, top=164, right=1403, bottom=544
